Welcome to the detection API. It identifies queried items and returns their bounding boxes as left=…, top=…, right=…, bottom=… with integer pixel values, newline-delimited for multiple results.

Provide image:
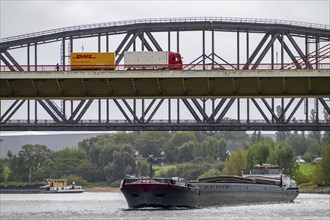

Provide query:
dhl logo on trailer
left=70, top=52, right=116, bottom=70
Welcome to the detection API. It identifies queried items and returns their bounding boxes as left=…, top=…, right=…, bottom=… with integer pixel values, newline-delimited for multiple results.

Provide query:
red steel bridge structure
left=0, top=17, right=329, bottom=131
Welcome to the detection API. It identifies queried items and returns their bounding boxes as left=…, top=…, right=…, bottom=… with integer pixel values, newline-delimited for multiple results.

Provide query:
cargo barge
left=0, top=179, right=84, bottom=194
left=120, top=165, right=299, bottom=209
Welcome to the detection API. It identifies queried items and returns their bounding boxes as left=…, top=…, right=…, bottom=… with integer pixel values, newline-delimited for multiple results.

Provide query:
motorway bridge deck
left=1, top=69, right=329, bottom=99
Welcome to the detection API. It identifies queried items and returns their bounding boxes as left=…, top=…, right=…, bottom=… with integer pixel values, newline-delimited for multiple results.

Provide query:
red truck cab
left=169, top=52, right=183, bottom=70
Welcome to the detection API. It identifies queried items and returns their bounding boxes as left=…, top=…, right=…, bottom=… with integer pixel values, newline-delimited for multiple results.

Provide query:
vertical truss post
left=70, top=37, right=73, bottom=53
left=133, top=99, right=136, bottom=123
left=106, top=33, right=109, bottom=52
left=272, top=98, right=275, bottom=123
left=168, top=99, right=171, bottom=123
left=27, top=44, right=30, bottom=71
left=62, top=38, right=65, bottom=71
left=271, top=34, right=274, bottom=69
left=168, top=31, right=171, bottom=52
left=202, top=30, right=205, bottom=70
left=315, top=36, right=319, bottom=69
left=247, top=98, right=250, bottom=123
left=246, top=31, right=249, bottom=64
left=27, top=100, right=30, bottom=123
left=106, top=99, right=109, bottom=123
left=237, top=30, right=240, bottom=70
left=177, top=99, right=180, bottom=123
left=98, top=34, right=101, bottom=52
left=212, top=29, right=214, bottom=69
left=177, top=31, right=180, bottom=52
left=98, top=99, right=101, bottom=123
left=281, top=34, right=284, bottom=69
left=237, top=98, right=240, bottom=122
left=142, top=99, right=145, bottom=123
left=34, top=43, right=37, bottom=71
left=141, top=32, right=145, bottom=51
left=305, top=98, right=309, bottom=123
left=35, top=100, right=38, bottom=124
left=315, top=98, right=319, bottom=123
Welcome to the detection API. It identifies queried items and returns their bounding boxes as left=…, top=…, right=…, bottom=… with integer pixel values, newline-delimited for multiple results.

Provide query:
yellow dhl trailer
left=70, top=52, right=116, bottom=70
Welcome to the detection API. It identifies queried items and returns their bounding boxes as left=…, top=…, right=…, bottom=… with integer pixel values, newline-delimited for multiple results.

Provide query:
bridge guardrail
left=1, top=63, right=330, bottom=72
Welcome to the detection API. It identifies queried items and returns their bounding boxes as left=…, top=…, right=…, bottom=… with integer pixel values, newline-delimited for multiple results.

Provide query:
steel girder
left=1, top=98, right=329, bottom=131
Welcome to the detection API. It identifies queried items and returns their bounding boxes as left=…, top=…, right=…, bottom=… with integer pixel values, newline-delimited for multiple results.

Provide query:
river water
left=0, top=192, right=329, bottom=219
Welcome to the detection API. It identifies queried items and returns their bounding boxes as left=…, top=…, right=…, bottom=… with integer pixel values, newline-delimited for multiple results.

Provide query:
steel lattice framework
left=0, top=17, right=330, bottom=131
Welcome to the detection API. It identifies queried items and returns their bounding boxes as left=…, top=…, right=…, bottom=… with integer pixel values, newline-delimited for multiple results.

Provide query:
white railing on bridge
left=1, top=63, right=330, bottom=72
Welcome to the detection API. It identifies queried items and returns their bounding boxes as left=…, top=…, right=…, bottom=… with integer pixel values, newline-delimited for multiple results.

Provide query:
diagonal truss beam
left=252, top=33, right=279, bottom=70
left=286, top=98, right=305, bottom=122
left=182, top=99, right=203, bottom=123
left=74, top=100, right=94, bottom=122
left=319, top=98, right=330, bottom=115
left=0, top=54, right=16, bottom=71
left=285, top=33, right=313, bottom=69
left=121, top=99, right=141, bottom=123
left=251, top=98, right=271, bottom=123
left=138, top=33, right=153, bottom=51
left=0, top=100, right=25, bottom=123
left=116, top=33, right=139, bottom=64
left=115, top=33, right=132, bottom=56
left=191, top=99, right=211, bottom=122
left=277, top=35, right=301, bottom=69
left=215, top=99, right=235, bottom=123
left=3, top=51, right=24, bottom=71
left=243, top=33, right=270, bottom=69
left=145, top=32, right=163, bottom=51
left=145, top=99, right=164, bottom=123
left=113, top=99, right=132, bottom=123
left=37, top=100, right=62, bottom=122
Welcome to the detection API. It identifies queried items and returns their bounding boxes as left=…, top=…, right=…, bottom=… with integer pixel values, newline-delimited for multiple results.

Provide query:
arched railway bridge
left=0, top=17, right=330, bottom=131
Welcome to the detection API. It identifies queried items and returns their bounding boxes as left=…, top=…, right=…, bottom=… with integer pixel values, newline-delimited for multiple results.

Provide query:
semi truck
left=70, top=52, right=116, bottom=70
left=124, top=51, right=182, bottom=70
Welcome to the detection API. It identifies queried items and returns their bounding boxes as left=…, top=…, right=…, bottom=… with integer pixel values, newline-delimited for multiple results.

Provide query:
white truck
left=124, top=51, right=182, bottom=70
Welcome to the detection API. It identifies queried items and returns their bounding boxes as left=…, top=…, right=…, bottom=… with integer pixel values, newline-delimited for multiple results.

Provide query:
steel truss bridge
left=0, top=17, right=330, bottom=131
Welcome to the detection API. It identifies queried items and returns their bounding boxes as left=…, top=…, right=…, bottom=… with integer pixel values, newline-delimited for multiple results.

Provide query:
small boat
left=120, top=164, right=299, bottom=209
left=40, top=179, right=84, bottom=193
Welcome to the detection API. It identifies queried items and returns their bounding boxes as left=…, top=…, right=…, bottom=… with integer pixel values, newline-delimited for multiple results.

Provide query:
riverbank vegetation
left=0, top=129, right=329, bottom=190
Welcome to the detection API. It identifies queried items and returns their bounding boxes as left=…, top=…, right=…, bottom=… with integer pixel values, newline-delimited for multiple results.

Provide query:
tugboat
left=120, top=164, right=299, bottom=209
left=40, top=179, right=84, bottom=193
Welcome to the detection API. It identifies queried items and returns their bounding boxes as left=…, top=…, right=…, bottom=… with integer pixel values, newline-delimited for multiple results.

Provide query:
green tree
left=178, top=141, right=196, bottom=162
left=18, top=144, right=51, bottom=171
left=49, top=147, right=89, bottom=179
left=104, top=144, right=135, bottom=183
left=198, top=169, right=221, bottom=179
left=322, top=109, right=330, bottom=146
left=167, top=131, right=196, bottom=162
left=0, top=158, right=6, bottom=182
left=17, top=144, right=51, bottom=182
left=246, top=141, right=273, bottom=167
left=134, top=131, right=170, bottom=157
left=222, top=149, right=247, bottom=176
left=314, top=145, right=330, bottom=186
left=287, top=133, right=308, bottom=156
left=276, top=142, right=296, bottom=176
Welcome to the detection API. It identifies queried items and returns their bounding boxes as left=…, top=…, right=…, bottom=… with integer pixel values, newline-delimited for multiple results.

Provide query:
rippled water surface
left=0, top=193, right=329, bottom=219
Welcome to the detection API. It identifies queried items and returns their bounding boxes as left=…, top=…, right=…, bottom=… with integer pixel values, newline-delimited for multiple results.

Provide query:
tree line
left=0, top=129, right=329, bottom=187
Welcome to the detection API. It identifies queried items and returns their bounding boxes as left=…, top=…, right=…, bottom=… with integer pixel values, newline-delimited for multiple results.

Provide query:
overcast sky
left=1, top=0, right=329, bottom=38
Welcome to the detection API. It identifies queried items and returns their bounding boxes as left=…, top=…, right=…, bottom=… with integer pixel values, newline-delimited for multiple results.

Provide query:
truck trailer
left=124, top=51, right=182, bottom=70
left=70, top=52, right=116, bottom=70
